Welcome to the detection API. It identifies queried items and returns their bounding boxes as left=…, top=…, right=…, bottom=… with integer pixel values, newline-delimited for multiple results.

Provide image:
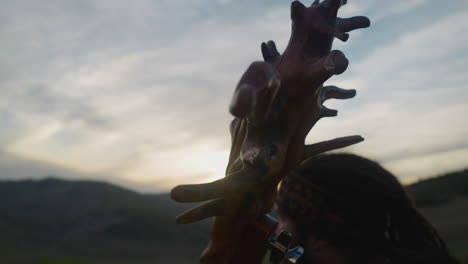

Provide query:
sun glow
left=114, top=142, right=231, bottom=191
left=191, top=150, right=230, bottom=183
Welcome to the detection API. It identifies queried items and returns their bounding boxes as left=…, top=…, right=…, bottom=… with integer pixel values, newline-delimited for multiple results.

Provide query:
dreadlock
left=276, top=153, right=457, bottom=263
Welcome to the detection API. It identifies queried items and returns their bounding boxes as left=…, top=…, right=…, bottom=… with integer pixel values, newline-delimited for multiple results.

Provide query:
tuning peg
left=261, top=40, right=280, bottom=62
left=320, top=106, right=338, bottom=118
left=336, top=16, right=370, bottom=33
left=321, top=85, right=356, bottom=102
left=171, top=166, right=266, bottom=203
left=303, top=135, right=364, bottom=160
left=176, top=198, right=227, bottom=224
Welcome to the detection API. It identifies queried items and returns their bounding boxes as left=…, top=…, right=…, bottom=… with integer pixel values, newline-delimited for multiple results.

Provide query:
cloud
left=339, top=0, right=429, bottom=21
left=1, top=0, right=291, bottom=190
left=0, top=150, right=91, bottom=181
left=311, top=10, right=468, bottom=182
left=0, top=150, right=168, bottom=193
left=0, top=0, right=467, bottom=191
left=385, top=147, right=468, bottom=184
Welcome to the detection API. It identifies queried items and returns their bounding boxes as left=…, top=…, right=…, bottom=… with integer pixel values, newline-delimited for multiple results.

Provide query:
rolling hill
left=0, top=168, right=466, bottom=264
left=0, top=178, right=208, bottom=264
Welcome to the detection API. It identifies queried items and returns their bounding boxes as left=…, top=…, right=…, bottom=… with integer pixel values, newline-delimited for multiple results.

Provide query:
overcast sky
left=1, top=0, right=467, bottom=192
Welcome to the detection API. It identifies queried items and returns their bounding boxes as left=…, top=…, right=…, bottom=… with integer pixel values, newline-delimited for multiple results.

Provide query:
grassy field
left=419, top=197, right=468, bottom=262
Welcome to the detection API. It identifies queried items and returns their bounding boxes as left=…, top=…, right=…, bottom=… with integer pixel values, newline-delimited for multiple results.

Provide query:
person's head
left=276, top=153, right=454, bottom=264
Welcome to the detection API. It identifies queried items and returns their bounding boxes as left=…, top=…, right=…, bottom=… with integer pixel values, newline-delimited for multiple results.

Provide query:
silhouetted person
left=276, top=153, right=458, bottom=264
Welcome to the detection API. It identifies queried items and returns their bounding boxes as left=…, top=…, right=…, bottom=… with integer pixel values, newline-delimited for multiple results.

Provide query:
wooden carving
left=171, top=0, right=370, bottom=263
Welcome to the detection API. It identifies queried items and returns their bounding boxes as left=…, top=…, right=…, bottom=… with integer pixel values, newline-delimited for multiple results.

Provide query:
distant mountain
left=0, top=168, right=467, bottom=263
left=0, top=178, right=209, bottom=264
left=409, top=168, right=468, bottom=207
left=408, top=169, right=468, bottom=259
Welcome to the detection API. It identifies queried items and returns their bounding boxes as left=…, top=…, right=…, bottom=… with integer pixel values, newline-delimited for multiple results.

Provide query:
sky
left=1, top=0, right=467, bottom=193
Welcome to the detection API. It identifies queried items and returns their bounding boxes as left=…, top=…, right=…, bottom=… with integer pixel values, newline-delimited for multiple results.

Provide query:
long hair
left=276, top=153, right=456, bottom=263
